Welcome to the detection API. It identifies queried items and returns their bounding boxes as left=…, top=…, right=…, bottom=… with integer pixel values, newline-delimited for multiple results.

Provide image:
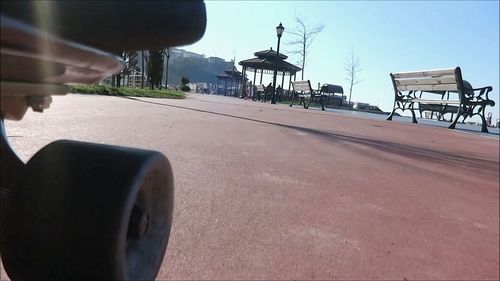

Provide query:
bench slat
left=292, top=81, right=310, bottom=86
left=412, top=98, right=461, bottom=105
left=395, top=76, right=457, bottom=86
left=294, top=86, right=311, bottom=92
left=397, top=84, right=458, bottom=92
left=392, top=68, right=457, bottom=79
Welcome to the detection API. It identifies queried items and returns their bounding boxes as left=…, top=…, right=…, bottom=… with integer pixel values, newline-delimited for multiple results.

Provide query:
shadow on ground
left=124, top=97, right=498, bottom=176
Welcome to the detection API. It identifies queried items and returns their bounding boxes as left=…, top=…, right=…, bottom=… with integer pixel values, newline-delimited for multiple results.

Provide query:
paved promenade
left=1, top=93, right=499, bottom=280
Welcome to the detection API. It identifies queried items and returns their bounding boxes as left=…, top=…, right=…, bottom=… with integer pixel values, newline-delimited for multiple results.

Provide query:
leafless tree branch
left=286, top=17, right=325, bottom=80
left=345, top=51, right=362, bottom=107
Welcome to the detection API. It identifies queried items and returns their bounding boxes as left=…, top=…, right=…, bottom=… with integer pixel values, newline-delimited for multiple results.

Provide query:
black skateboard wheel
left=0, top=140, right=174, bottom=280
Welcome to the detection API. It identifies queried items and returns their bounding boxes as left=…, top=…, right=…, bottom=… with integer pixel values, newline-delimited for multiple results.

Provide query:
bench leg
left=410, top=103, right=418, bottom=123
left=449, top=118, right=459, bottom=129
left=305, top=98, right=311, bottom=109
left=387, top=110, right=395, bottom=121
left=448, top=106, right=462, bottom=130
left=289, top=93, right=296, bottom=107
left=480, top=114, right=489, bottom=133
left=321, top=96, right=327, bottom=111
left=478, top=105, right=490, bottom=133
left=411, top=110, right=417, bottom=123
left=387, top=101, right=397, bottom=121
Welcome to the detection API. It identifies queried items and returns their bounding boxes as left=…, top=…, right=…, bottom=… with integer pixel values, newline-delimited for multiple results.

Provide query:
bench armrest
left=394, top=90, right=418, bottom=101
left=469, top=86, right=495, bottom=106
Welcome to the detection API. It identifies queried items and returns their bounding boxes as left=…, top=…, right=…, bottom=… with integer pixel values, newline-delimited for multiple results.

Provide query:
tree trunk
left=141, top=50, right=145, bottom=89
left=301, top=60, right=305, bottom=80
left=165, top=56, right=170, bottom=89
left=348, top=80, right=353, bottom=108
left=301, top=34, right=306, bottom=80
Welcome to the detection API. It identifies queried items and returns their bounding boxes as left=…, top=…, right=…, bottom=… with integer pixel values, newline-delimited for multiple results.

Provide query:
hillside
left=168, top=54, right=233, bottom=86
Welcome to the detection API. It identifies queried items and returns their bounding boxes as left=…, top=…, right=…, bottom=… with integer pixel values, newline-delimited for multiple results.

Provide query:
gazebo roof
left=238, top=57, right=301, bottom=73
left=224, top=69, right=242, bottom=76
left=254, top=48, right=288, bottom=60
left=216, top=68, right=243, bottom=80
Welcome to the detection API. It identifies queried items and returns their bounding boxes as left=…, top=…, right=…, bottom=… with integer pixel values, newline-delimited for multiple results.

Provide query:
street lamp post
left=272, top=22, right=284, bottom=104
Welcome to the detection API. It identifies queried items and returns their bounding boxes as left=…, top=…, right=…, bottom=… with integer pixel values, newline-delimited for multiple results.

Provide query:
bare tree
left=286, top=17, right=324, bottom=80
left=345, top=51, right=362, bottom=108
left=116, top=51, right=138, bottom=87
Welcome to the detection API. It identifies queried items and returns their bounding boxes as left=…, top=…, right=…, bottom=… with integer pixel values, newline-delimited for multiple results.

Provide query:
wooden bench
left=254, top=84, right=273, bottom=102
left=387, top=67, right=495, bottom=133
left=320, top=84, right=344, bottom=108
left=289, top=80, right=327, bottom=111
left=254, top=84, right=265, bottom=101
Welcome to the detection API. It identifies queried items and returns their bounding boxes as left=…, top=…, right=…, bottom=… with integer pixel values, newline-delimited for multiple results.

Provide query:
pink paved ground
left=1, top=93, right=499, bottom=280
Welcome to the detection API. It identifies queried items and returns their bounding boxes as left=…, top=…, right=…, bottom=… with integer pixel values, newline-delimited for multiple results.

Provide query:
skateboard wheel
left=0, top=140, right=174, bottom=280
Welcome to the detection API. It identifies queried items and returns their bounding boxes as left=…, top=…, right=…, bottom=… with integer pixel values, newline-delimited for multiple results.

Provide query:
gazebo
left=238, top=48, right=301, bottom=98
left=216, top=68, right=245, bottom=96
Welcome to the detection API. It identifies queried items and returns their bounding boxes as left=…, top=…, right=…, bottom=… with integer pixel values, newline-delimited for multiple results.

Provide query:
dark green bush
left=69, top=84, right=185, bottom=99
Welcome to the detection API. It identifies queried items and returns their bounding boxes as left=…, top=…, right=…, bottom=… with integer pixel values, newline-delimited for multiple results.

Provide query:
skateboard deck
left=0, top=15, right=124, bottom=120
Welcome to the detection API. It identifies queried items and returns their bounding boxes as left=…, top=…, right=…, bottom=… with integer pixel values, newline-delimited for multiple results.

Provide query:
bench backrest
left=292, top=80, right=313, bottom=93
left=390, top=67, right=464, bottom=93
left=320, top=84, right=343, bottom=94
left=255, top=84, right=265, bottom=92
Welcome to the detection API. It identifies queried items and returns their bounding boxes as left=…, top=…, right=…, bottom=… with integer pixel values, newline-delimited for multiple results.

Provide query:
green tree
left=147, top=50, right=164, bottom=89
left=180, top=76, right=190, bottom=92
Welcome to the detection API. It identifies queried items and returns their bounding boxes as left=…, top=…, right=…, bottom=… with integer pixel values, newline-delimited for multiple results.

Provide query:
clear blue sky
left=184, top=1, right=499, bottom=120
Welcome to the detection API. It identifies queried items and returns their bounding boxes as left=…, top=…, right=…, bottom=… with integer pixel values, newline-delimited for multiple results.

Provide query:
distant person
left=276, top=85, right=282, bottom=102
left=266, top=82, right=272, bottom=92
left=248, top=81, right=253, bottom=99
left=486, top=112, right=492, bottom=127
left=265, top=83, right=273, bottom=102
left=265, top=82, right=272, bottom=93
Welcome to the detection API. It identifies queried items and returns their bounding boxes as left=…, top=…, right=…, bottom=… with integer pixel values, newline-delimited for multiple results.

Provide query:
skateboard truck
left=27, top=96, right=52, bottom=112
